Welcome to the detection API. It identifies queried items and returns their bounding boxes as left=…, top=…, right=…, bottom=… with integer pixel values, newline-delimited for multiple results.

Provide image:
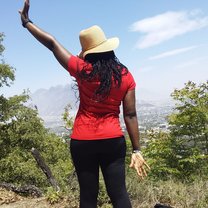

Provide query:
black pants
left=70, top=137, right=132, bottom=208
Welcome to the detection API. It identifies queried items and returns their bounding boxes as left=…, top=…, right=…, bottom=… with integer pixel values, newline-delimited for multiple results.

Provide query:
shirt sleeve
left=67, top=55, right=78, bottom=78
left=68, top=55, right=93, bottom=79
left=127, top=71, right=136, bottom=91
left=67, top=55, right=86, bottom=79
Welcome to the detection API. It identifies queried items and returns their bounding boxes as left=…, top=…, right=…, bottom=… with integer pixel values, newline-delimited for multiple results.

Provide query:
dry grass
left=125, top=175, right=208, bottom=208
left=1, top=177, right=208, bottom=208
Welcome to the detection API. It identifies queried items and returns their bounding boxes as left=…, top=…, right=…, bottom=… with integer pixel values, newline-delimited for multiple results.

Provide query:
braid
left=79, top=51, right=128, bottom=101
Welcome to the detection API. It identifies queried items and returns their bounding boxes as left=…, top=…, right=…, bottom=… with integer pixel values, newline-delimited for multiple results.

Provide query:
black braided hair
left=79, top=51, right=128, bottom=101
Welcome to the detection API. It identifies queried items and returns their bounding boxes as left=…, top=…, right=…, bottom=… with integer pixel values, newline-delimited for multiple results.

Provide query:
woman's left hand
left=19, top=0, right=30, bottom=26
left=129, top=152, right=150, bottom=179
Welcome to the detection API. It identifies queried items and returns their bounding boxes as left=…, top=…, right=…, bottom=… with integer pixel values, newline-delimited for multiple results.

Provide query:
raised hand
left=19, top=0, right=31, bottom=27
left=18, top=0, right=71, bottom=70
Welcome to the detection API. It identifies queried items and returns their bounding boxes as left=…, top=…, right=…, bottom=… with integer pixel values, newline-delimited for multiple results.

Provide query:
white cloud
left=139, top=66, right=154, bottom=73
left=149, top=45, right=199, bottom=60
left=175, top=56, right=208, bottom=69
left=130, top=10, right=208, bottom=49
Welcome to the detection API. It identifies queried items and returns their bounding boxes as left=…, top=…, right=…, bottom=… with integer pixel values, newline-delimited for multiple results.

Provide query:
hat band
left=82, top=39, right=107, bottom=52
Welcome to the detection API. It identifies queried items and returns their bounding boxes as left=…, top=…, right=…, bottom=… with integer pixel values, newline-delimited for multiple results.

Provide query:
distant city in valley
left=29, top=84, right=174, bottom=138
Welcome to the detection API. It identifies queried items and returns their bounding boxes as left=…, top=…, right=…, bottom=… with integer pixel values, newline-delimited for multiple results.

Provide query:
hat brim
left=81, top=37, right=119, bottom=58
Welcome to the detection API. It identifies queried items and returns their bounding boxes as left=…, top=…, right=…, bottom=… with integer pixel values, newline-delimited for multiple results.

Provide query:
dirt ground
left=0, top=188, right=174, bottom=208
left=0, top=188, right=77, bottom=208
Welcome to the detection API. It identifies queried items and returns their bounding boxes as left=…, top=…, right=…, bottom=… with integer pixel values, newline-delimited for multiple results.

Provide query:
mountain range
left=29, top=84, right=172, bottom=126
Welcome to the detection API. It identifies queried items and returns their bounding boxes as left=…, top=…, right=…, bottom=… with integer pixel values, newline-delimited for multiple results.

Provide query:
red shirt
left=67, top=55, right=136, bottom=140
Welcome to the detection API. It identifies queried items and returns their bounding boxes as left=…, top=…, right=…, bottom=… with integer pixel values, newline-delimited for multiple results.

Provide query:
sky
left=1, top=0, right=208, bottom=100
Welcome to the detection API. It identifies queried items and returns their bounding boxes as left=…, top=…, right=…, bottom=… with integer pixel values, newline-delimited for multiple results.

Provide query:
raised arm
left=19, top=0, right=71, bottom=70
left=123, top=89, right=150, bottom=179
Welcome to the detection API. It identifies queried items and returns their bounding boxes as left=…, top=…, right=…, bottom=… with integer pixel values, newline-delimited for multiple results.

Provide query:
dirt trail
left=0, top=188, right=76, bottom=208
left=0, top=198, right=50, bottom=208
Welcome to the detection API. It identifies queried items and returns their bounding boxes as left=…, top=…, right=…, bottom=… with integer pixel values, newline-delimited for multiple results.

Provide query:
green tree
left=143, top=130, right=180, bottom=180
left=142, top=81, right=208, bottom=180
left=0, top=33, right=15, bottom=87
left=168, top=81, right=208, bottom=178
left=0, top=34, right=73, bottom=191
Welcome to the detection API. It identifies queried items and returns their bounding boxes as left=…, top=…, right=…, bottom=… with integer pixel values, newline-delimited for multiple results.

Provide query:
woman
left=19, top=1, right=150, bottom=207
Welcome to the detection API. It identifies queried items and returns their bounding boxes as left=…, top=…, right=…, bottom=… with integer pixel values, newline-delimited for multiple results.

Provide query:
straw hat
left=79, top=25, right=119, bottom=58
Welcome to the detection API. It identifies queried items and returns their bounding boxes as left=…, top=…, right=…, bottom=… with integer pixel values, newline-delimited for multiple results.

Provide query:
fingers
left=24, top=0, right=30, bottom=7
left=22, top=0, right=30, bottom=15
left=144, top=161, right=151, bottom=170
left=136, top=167, right=146, bottom=180
left=141, top=166, right=147, bottom=177
left=135, top=166, right=142, bottom=177
left=129, top=158, right=134, bottom=168
left=25, top=0, right=30, bottom=14
left=136, top=166, right=146, bottom=179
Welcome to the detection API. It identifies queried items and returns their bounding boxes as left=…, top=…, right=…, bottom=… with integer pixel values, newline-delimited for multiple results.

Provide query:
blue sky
left=1, top=0, right=208, bottom=100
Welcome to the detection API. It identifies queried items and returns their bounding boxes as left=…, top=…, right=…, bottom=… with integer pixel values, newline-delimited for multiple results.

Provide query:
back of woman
left=68, top=51, right=136, bottom=140
left=19, top=1, right=150, bottom=207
